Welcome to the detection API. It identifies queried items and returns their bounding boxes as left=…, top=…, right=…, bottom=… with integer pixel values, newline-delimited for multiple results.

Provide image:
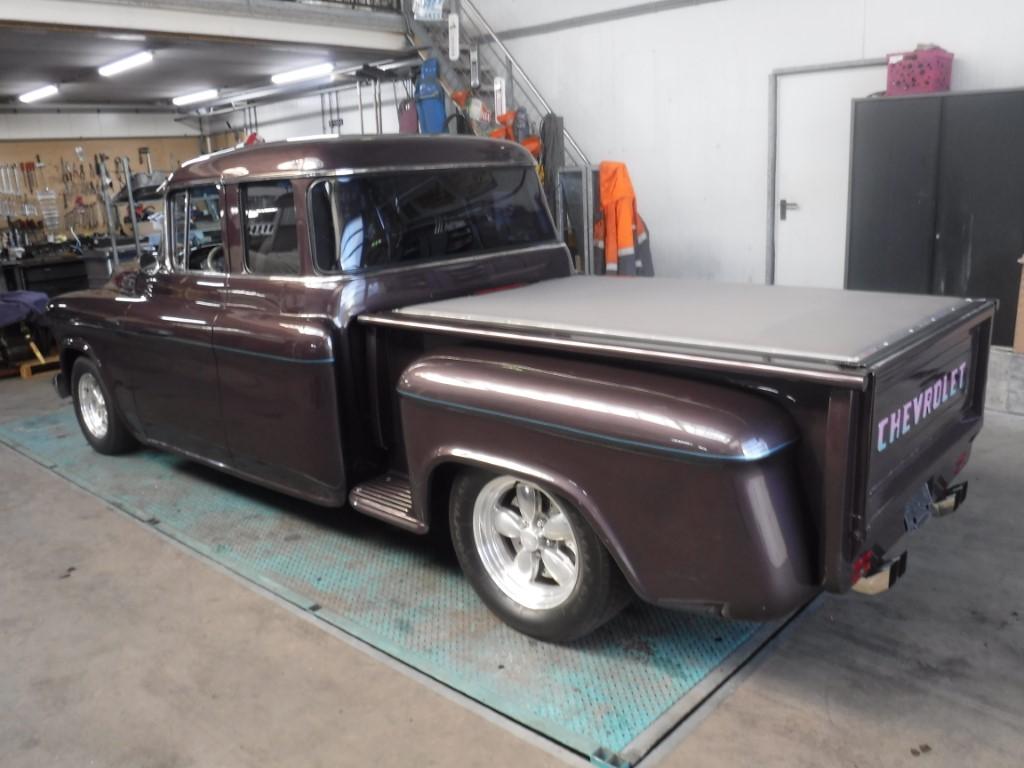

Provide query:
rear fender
left=399, top=348, right=816, bottom=618
left=420, top=445, right=642, bottom=585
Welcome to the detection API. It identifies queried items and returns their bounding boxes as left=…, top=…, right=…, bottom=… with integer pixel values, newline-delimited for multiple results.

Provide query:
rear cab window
left=309, top=165, right=555, bottom=273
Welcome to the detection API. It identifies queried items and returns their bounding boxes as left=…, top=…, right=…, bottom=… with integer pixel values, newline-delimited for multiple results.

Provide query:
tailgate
left=857, top=302, right=995, bottom=562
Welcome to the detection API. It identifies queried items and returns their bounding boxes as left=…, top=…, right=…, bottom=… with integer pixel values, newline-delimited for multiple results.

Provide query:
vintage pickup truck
left=47, top=136, right=994, bottom=641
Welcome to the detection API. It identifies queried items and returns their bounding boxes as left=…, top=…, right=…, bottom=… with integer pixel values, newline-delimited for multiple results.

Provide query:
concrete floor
left=1, top=373, right=1021, bottom=767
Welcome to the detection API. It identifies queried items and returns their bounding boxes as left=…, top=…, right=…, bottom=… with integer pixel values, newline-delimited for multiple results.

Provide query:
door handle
left=780, top=199, right=800, bottom=221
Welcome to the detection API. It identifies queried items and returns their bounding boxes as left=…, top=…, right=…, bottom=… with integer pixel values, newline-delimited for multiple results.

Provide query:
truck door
left=214, top=181, right=346, bottom=505
left=122, top=184, right=228, bottom=461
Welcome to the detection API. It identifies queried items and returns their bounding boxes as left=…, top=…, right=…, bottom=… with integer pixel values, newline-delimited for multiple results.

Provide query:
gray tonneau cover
left=385, top=276, right=977, bottom=368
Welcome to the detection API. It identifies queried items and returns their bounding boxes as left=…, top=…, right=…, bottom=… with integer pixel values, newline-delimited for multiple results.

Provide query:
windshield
left=309, top=165, right=555, bottom=273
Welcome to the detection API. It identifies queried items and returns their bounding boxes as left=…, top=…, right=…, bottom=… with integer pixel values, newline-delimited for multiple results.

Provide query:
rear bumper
left=933, top=481, right=968, bottom=517
left=852, top=482, right=968, bottom=596
left=853, top=551, right=909, bottom=595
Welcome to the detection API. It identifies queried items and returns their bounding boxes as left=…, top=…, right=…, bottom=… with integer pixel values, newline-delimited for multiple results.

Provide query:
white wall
left=474, top=0, right=1024, bottom=282
left=0, top=110, right=199, bottom=140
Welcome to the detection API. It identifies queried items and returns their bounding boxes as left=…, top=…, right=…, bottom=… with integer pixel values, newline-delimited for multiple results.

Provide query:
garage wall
left=0, top=135, right=202, bottom=176
left=0, top=111, right=199, bottom=141
left=474, top=0, right=1024, bottom=282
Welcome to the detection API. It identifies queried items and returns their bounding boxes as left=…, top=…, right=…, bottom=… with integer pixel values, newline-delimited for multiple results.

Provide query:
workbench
left=0, top=254, right=89, bottom=296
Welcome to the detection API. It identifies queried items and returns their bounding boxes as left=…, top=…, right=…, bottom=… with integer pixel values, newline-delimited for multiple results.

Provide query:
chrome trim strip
left=360, top=313, right=870, bottom=388
left=107, top=326, right=334, bottom=364
left=401, top=390, right=796, bottom=462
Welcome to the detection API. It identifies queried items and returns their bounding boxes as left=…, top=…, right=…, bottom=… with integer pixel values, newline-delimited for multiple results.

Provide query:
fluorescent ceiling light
left=271, top=62, right=334, bottom=85
left=172, top=88, right=219, bottom=106
left=98, top=50, right=154, bottom=77
left=18, top=84, right=59, bottom=103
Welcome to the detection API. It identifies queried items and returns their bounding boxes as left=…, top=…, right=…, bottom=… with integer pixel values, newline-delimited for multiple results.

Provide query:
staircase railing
left=403, top=0, right=589, bottom=167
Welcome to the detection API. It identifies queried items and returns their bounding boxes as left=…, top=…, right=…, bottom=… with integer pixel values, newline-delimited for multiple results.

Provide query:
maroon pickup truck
left=47, top=136, right=995, bottom=641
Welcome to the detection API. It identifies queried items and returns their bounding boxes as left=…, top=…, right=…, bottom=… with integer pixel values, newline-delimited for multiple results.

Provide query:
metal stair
left=402, top=0, right=589, bottom=166
left=348, top=472, right=425, bottom=532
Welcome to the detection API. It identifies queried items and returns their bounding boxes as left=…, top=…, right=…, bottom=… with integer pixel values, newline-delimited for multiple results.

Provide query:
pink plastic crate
left=886, top=46, right=954, bottom=95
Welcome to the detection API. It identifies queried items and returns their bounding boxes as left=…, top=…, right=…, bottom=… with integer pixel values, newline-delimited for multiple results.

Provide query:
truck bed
left=362, top=274, right=996, bottom=596
left=363, top=276, right=989, bottom=386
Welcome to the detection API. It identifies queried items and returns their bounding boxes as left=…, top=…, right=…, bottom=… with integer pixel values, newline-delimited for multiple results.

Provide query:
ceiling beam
left=0, top=0, right=409, bottom=51
left=187, top=56, right=421, bottom=112
left=0, top=102, right=178, bottom=113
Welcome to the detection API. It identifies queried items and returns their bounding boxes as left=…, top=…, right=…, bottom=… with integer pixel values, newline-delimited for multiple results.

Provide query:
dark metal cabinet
left=847, top=89, right=1024, bottom=347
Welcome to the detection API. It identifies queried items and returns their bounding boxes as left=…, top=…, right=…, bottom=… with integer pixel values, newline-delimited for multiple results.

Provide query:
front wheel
left=450, top=468, right=629, bottom=642
left=71, top=357, right=137, bottom=455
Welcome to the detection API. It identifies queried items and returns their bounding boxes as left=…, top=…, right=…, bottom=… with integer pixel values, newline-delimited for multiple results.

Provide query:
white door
left=774, top=65, right=886, bottom=288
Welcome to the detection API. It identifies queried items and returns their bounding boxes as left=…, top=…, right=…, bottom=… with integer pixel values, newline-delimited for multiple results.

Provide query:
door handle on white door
left=779, top=199, right=800, bottom=221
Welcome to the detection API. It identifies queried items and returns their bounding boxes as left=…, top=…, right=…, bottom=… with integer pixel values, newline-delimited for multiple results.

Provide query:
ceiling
left=0, top=24, right=398, bottom=108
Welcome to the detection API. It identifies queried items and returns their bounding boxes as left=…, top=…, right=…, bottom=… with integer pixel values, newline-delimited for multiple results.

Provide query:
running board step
left=348, top=474, right=424, bottom=533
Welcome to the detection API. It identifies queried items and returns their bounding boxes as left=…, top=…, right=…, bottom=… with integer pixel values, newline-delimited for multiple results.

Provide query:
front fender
left=51, top=335, right=97, bottom=396
left=398, top=348, right=817, bottom=620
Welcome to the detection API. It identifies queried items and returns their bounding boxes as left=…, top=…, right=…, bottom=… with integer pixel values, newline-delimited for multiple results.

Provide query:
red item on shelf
left=886, top=46, right=954, bottom=96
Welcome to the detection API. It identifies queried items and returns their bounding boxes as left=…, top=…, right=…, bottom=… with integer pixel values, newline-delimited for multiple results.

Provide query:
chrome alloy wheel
left=472, top=476, right=580, bottom=610
left=77, top=371, right=109, bottom=440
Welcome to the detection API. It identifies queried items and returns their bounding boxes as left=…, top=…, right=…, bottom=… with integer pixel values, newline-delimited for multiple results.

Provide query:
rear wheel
left=71, top=357, right=136, bottom=455
left=450, top=468, right=629, bottom=642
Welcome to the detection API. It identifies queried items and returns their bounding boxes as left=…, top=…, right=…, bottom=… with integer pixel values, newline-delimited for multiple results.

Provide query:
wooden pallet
left=19, top=354, right=59, bottom=379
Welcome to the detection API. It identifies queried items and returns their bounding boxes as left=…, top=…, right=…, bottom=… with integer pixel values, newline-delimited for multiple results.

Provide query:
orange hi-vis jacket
left=593, top=161, right=650, bottom=275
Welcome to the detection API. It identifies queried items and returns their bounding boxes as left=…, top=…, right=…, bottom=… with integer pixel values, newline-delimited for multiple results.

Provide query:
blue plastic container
left=415, top=58, right=447, bottom=134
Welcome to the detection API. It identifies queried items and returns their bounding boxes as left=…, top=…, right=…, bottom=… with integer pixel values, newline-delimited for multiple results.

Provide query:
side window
left=168, top=185, right=225, bottom=273
left=243, top=181, right=300, bottom=275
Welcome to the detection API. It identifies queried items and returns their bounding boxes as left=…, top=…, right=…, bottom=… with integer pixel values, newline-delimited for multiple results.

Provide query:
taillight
left=851, top=550, right=877, bottom=584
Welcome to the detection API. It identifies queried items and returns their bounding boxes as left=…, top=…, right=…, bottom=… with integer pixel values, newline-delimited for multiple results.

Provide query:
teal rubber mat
left=1, top=408, right=776, bottom=766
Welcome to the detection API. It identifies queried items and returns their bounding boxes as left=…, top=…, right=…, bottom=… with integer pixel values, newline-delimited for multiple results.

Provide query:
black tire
left=71, top=356, right=137, bottom=455
left=450, top=467, right=630, bottom=642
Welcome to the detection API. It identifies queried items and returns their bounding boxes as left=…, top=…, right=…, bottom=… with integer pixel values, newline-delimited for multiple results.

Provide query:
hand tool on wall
left=61, top=157, right=72, bottom=196
left=74, top=146, right=88, bottom=198
left=95, top=154, right=120, bottom=263
left=117, top=155, right=142, bottom=262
